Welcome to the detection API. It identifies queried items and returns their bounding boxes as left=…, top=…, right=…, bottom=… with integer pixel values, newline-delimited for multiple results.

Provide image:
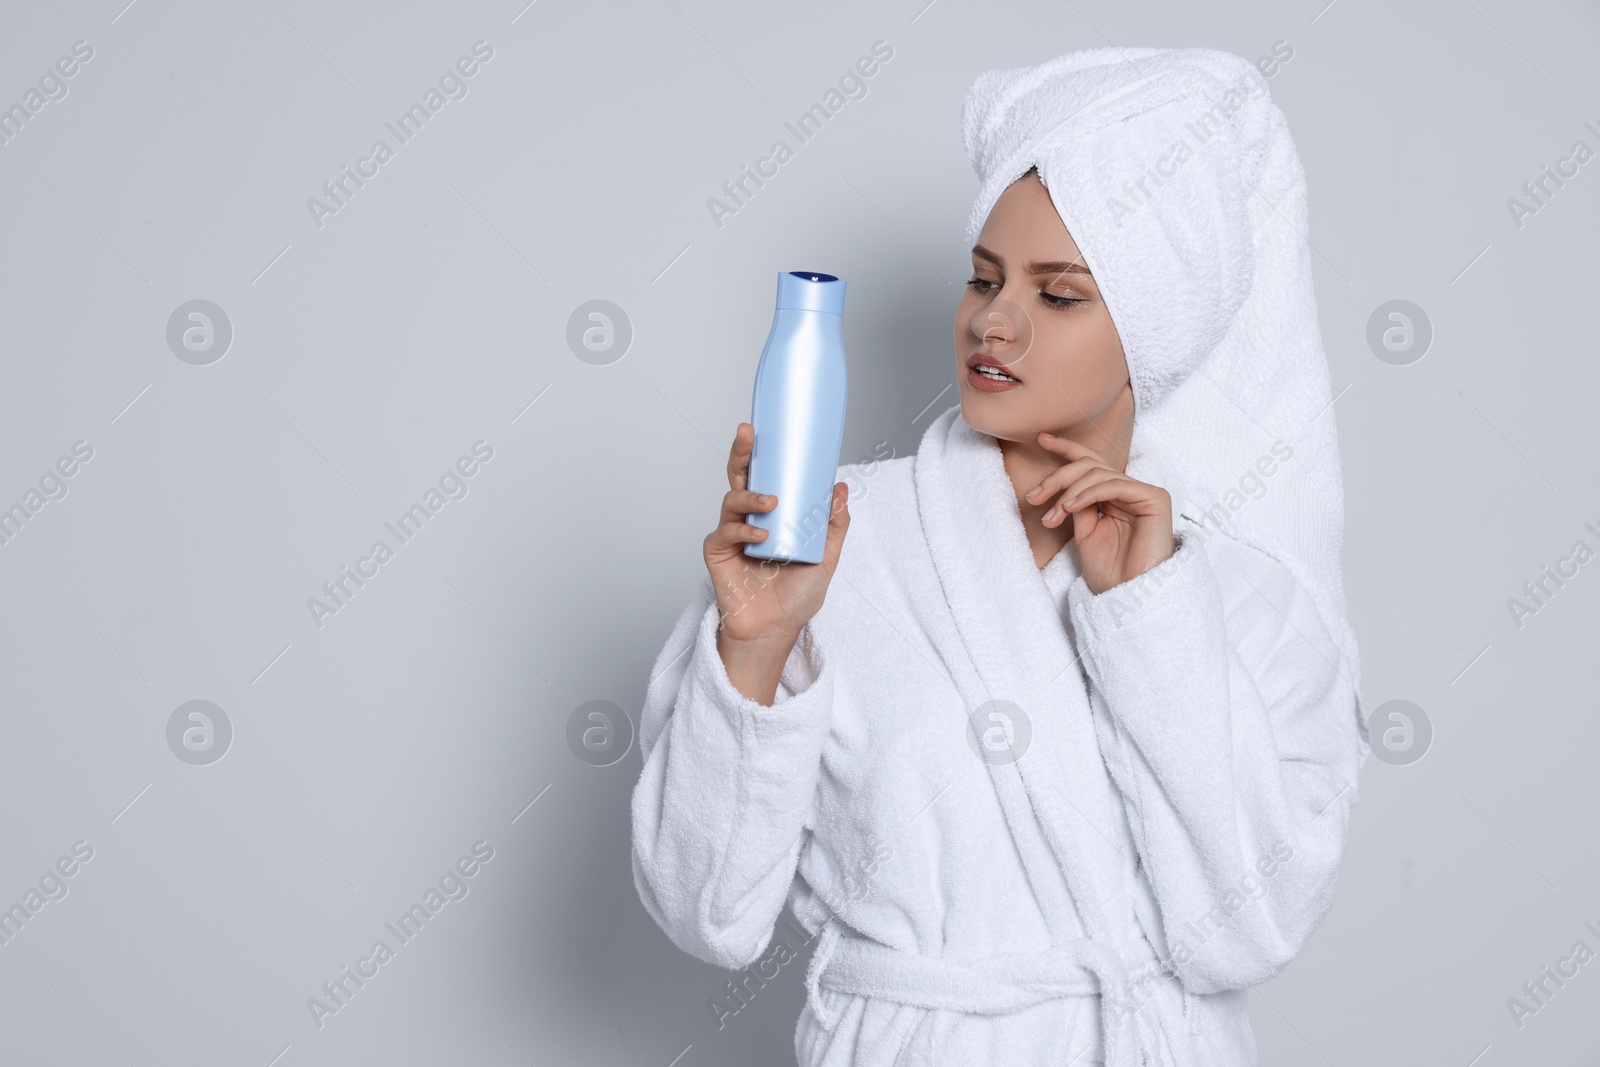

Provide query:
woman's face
left=954, top=171, right=1133, bottom=450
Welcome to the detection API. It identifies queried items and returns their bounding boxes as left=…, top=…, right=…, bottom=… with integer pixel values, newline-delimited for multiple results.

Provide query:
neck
left=999, top=405, right=1134, bottom=569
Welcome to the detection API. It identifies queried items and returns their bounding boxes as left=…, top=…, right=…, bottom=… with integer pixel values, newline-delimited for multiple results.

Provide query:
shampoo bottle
left=744, top=271, right=848, bottom=564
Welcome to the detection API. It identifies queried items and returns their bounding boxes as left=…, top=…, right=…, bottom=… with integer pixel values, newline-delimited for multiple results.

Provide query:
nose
left=975, top=304, right=1018, bottom=346
left=969, top=294, right=1033, bottom=361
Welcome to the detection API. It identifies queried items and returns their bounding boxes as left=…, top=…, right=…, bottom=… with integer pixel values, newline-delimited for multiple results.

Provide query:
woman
left=632, top=46, right=1371, bottom=1066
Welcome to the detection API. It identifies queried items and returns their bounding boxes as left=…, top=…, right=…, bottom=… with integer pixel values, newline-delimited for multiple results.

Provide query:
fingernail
left=1063, top=495, right=1077, bottom=506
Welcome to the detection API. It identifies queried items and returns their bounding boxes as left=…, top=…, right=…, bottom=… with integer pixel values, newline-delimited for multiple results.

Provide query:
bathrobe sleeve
left=1066, top=523, right=1365, bottom=994
left=631, top=577, right=836, bottom=972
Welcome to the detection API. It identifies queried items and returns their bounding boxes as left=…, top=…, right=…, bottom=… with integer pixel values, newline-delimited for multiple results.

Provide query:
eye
left=964, top=276, right=999, bottom=294
left=1041, top=292, right=1085, bottom=308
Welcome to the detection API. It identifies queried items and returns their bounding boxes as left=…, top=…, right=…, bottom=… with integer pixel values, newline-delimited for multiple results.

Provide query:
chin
left=958, top=394, right=1035, bottom=443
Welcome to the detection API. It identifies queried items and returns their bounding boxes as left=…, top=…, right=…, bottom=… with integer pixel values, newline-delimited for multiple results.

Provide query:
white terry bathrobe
left=632, top=47, right=1372, bottom=1067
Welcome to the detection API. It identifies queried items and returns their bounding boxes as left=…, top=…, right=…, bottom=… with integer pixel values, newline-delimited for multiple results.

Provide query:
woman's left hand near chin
left=1024, top=431, right=1174, bottom=596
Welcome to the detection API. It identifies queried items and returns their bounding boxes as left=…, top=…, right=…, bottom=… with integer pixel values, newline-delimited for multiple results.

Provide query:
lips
left=966, top=352, right=1021, bottom=390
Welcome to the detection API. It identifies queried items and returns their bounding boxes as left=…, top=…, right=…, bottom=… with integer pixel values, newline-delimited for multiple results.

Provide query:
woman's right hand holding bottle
left=703, top=422, right=850, bottom=705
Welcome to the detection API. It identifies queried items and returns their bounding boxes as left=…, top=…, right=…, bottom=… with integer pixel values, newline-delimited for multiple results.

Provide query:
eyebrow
left=971, top=243, right=1093, bottom=277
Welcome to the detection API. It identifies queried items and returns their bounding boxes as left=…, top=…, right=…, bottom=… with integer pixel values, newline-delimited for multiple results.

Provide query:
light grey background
left=0, top=0, right=1595, bottom=1064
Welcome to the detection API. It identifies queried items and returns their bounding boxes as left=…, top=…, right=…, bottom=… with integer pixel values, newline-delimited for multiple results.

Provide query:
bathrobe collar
left=911, top=403, right=1155, bottom=952
left=909, top=403, right=1187, bottom=1059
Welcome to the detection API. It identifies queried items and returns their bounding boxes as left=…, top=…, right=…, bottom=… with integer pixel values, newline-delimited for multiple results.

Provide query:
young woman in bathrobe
left=633, top=47, right=1370, bottom=1067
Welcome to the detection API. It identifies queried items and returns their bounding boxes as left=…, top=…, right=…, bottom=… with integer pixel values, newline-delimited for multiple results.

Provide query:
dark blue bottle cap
left=776, top=271, right=846, bottom=315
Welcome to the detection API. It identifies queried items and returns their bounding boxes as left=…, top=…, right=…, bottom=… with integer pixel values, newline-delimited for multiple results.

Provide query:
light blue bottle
left=744, top=271, right=848, bottom=564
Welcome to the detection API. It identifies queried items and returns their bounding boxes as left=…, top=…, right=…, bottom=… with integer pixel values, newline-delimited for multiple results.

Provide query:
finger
left=1039, top=468, right=1121, bottom=526
left=1059, top=476, right=1167, bottom=513
left=1036, top=430, right=1112, bottom=467
left=1070, top=497, right=1101, bottom=540
left=1023, top=456, right=1104, bottom=506
left=1046, top=476, right=1161, bottom=525
left=706, top=517, right=771, bottom=554
left=721, top=487, right=777, bottom=525
left=726, top=422, right=755, bottom=492
left=820, top=482, right=851, bottom=571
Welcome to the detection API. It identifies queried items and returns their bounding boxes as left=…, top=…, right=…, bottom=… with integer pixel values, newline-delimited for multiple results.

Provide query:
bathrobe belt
left=806, top=918, right=1169, bottom=1066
